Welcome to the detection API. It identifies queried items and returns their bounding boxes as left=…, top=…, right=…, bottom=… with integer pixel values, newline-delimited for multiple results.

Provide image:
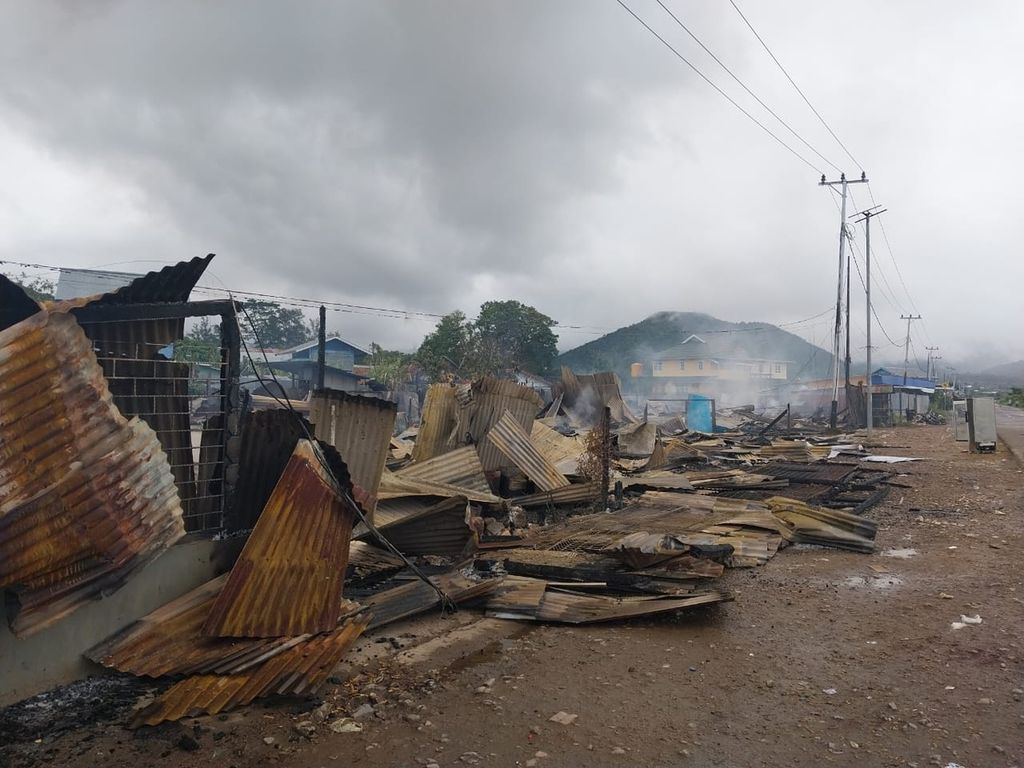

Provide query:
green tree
left=474, top=300, right=558, bottom=375
left=11, top=273, right=55, bottom=302
left=174, top=316, right=222, bottom=365
left=240, top=300, right=309, bottom=348
left=368, top=343, right=412, bottom=390
left=415, top=302, right=559, bottom=380
left=416, top=310, right=478, bottom=378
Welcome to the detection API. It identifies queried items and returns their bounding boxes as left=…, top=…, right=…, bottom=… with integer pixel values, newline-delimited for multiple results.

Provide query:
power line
left=728, top=0, right=863, bottom=171
left=613, top=0, right=823, bottom=173
left=653, top=0, right=842, bottom=173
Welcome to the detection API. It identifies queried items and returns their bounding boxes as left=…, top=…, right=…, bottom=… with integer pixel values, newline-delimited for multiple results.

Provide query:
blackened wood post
left=317, top=305, right=326, bottom=391
left=601, top=405, right=611, bottom=508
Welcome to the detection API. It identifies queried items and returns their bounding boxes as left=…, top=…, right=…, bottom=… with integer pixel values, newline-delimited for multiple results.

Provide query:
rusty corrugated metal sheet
left=310, top=389, right=397, bottom=519
left=362, top=495, right=473, bottom=558
left=85, top=574, right=361, bottom=678
left=378, top=469, right=499, bottom=503
left=559, top=367, right=637, bottom=425
left=411, top=384, right=458, bottom=462
left=394, top=445, right=492, bottom=496
left=363, top=571, right=505, bottom=630
left=202, top=439, right=358, bottom=638
left=485, top=411, right=570, bottom=492
left=230, top=409, right=314, bottom=531
left=412, top=378, right=543, bottom=470
left=0, top=309, right=184, bottom=637
left=132, top=614, right=369, bottom=726
left=510, top=482, right=601, bottom=508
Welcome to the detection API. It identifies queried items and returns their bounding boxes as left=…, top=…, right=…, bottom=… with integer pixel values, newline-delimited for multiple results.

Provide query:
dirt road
left=3, top=424, right=1022, bottom=768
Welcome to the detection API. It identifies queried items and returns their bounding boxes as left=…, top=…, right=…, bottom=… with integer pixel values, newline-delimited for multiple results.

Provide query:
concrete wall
left=1, top=537, right=219, bottom=706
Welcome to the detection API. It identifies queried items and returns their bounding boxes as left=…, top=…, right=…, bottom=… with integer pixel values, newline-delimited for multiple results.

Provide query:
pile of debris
left=1, top=260, right=901, bottom=729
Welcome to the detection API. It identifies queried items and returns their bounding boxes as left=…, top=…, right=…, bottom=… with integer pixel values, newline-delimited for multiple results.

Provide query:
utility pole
left=820, top=171, right=869, bottom=429
left=925, top=346, right=940, bottom=380
left=900, top=313, right=922, bottom=420
left=853, top=205, right=886, bottom=438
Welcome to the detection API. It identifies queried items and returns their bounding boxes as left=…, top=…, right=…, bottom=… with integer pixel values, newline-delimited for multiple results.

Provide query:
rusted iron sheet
left=363, top=496, right=473, bottom=558
left=229, top=409, right=314, bottom=531
left=485, top=411, right=570, bottom=492
left=202, top=439, right=358, bottom=638
left=510, top=482, right=601, bottom=509
left=310, top=389, right=397, bottom=519
left=362, top=571, right=505, bottom=630
left=0, top=309, right=184, bottom=637
left=347, top=541, right=405, bottom=582
left=410, top=378, right=542, bottom=470
left=378, top=469, right=499, bottom=503
left=485, top=576, right=728, bottom=624
left=766, top=496, right=877, bottom=552
left=394, top=445, right=492, bottom=497
left=411, top=384, right=458, bottom=462
left=132, top=614, right=370, bottom=726
left=86, top=574, right=361, bottom=679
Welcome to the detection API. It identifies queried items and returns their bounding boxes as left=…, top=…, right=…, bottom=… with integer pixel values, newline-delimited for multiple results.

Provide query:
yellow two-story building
left=648, top=334, right=788, bottom=398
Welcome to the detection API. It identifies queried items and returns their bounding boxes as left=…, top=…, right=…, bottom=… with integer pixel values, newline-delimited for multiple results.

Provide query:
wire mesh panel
left=84, top=326, right=231, bottom=533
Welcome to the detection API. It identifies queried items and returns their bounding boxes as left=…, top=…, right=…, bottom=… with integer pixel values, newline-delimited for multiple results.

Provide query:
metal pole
left=845, top=242, right=851, bottom=392
left=317, top=304, right=326, bottom=391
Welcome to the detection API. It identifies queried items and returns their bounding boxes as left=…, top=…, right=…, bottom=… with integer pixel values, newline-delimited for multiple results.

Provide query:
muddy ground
left=2, top=423, right=1022, bottom=768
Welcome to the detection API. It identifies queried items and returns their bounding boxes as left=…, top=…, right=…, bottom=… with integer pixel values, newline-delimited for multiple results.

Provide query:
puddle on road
left=881, top=548, right=918, bottom=559
left=842, top=575, right=904, bottom=589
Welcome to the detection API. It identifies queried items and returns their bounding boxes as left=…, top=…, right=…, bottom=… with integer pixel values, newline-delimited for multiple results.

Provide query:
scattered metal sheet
left=766, top=496, right=877, bottom=552
left=362, top=496, right=473, bottom=558
left=85, top=575, right=362, bottom=679
left=394, top=445, right=492, bottom=497
left=486, top=576, right=728, bottom=624
left=529, top=420, right=583, bottom=474
left=362, top=571, right=505, bottom=630
left=485, top=410, right=570, bottom=492
left=310, top=389, right=397, bottom=518
left=511, top=482, right=602, bottom=509
left=620, top=471, right=695, bottom=493
left=378, top=469, right=499, bottom=504
left=477, top=549, right=623, bottom=582
left=347, top=541, right=406, bottom=582
left=463, top=378, right=545, bottom=471
left=617, top=421, right=658, bottom=457
left=0, top=309, right=184, bottom=637
left=411, top=384, right=459, bottom=462
left=747, top=462, right=857, bottom=485
left=202, top=439, right=359, bottom=638
left=131, top=615, right=370, bottom=727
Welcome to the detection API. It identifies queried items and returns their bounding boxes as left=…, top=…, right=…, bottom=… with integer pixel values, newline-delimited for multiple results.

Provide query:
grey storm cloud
left=1, top=0, right=1022, bottom=366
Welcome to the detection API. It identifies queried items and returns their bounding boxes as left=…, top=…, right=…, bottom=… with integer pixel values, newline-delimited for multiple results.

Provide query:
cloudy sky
left=1, top=0, right=1021, bottom=369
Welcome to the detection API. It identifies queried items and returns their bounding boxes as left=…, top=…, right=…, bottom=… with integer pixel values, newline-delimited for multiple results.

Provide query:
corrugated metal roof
left=394, top=445, right=492, bottom=496
left=559, top=367, right=637, bottom=425
left=378, top=469, right=499, bottom=504
left=202, top=439, right=358, bottom=638
left=362, top=571, right=505, bottom=630
left=46, top=255, right=214, bottom=312
left=0, top=309, right=185, bottom=637
left=132, top=614, right=369, bottom=726
left=411, top=384, right=458, bottom=462
left=463, top=378, right=544, bottom=471
left=364, top=496, right=473, bottom=558
left=510, top=482, right=601, bottom=508
left=230, top=409, right=315, bottom=531
left=85, top=574, right=362, bottom=679
left=529, top=421, right=583, bottom=475
left=485, top=410, right=570, bottom=492
left=310, top=389, right=397, bottom=518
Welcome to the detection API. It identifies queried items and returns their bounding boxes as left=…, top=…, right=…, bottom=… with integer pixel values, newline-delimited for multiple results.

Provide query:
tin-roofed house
left=258, top=336, right=376, bottom=397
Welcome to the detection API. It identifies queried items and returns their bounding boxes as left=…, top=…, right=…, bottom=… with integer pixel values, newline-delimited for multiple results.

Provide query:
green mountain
left=558, top=311, right=833, bottom=381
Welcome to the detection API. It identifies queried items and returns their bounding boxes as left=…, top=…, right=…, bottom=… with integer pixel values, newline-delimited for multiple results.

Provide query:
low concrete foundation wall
left=1, top=537, right=219, bottom=707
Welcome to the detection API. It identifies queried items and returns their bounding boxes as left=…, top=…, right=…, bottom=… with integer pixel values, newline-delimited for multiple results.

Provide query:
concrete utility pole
left=925, top=346, right=940, bottom=380
left=900, top=313, right=922, bottom=419
left=853, top=205, right=886, bottom=438
left=820, top=171, right=869, bottom=429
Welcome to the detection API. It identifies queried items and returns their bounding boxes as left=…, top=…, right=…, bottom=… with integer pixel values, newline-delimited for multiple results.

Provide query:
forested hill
left=558, top=311, right=833, bottom=381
